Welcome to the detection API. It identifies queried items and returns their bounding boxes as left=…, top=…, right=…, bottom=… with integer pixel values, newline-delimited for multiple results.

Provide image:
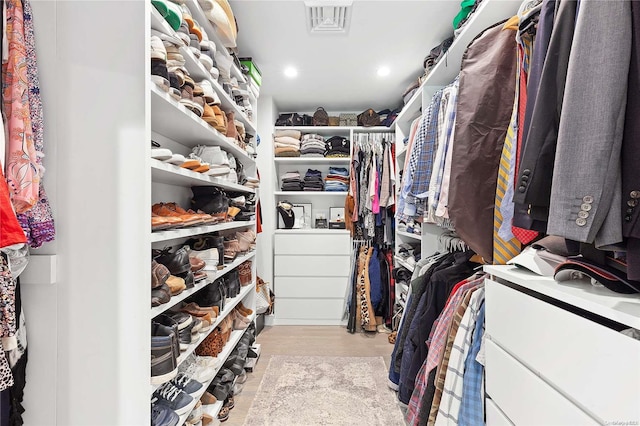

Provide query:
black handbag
left=277, top=201, right=295, bottom=229
left=275, top=113, right=303, bottom=126
left=302, top=114, right=313, bottom=126
left=191, top=186, right=229, bottom=214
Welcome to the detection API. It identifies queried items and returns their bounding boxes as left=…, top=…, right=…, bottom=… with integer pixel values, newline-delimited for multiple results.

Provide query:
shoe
left=200, top=391, right=217, bottom=405
left=186, top=401, right=203, bottom=425
left=151, top=35, right=168, bottom=61
left=164, top=153, right=186, bottom=165
left=237, top=261, right=252, bottom=286
left=211, top=105, right=227, bottom=134
left=217, top=405, right=229, bottom=422
left=151, top=59, right=170, bottom=92
left=151, top=0, right=183, bottom=31
left=178, top=320, right=196, bottom=350
left=190, top=248, right=219, bottom=270
left=201, top=413, right=215, bottom=426
left=169, top=312, right=193, bottom=330
left=229, top=195, right=245, bottom=207
left=235, top=371, right=247, bottom=384
left=153, top=382, right=194, bottom=416
left=152, top=147, right=173, bottom=161
left=226, top=394, right=235, bottom=410
left=151, top=403, right=180, bottom=426
left=153, top=203, right=204, bottom=227
left=180, top=153, right=203, bottom=170
left=152, top=283, right=172, bottom=307
left=225, top=111, right=237, bottom=141
left=168, top=72, right=182, bottom=101
left=189, top=256, right=206, bottom=273
left=192, top=84, right=206, bottom=118
left=191, top=317, right=204, bottom=334
left=223, top=239, right=239, bottom=262
left=180, top=76, right=199, bottom=113
left=226, top=206, right=241, bottom=220
left=183, top=360, right=217, bottom=383
left=194, top=355, right=223, bottom=371
left=237, top=301, right=253, bottom=317
left=152, top=212, right=183, bottom=230
left=151, top=324, right=178, bottom=385
left=154, top=246, right=193, bottom=276
left=181, top=303, right=215, bottom=325
left=232, top=310, right=249, bottom=330
left=166, top=275, right=186, bottom=296
left=171, top=372, right=204, bottom=396
left=193, top=146, right=230, bottom=177
left=163, top=202, right=208, bottom=226
left=152, top=260, right=171, bottom=289
left=236, top=230, right=256, bottom=252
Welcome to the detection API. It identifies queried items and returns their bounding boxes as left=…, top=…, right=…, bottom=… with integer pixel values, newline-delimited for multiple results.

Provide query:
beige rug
left=243, top=356, right=405, bottom=426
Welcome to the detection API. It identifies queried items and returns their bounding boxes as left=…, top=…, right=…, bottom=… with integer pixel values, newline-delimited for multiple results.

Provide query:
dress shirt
left=397, top=117, right=422, bottom=221
left=434, top=288, right=485, bottom=425
left=458, top=303, right=486, bottom=426
left=435, top=78, right=460, bottom=220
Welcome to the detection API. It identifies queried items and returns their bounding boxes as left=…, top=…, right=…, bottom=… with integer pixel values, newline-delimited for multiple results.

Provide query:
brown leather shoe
left=200, top=391, right=217, bottom=406
left=211, top=106, right=227, bottom=135
left=202, top=103, right=220, bottom=127
left=154, top=203, right=204, bottom=226
left=165, top=202, right=209, bottom=225
left=188, top=209, right=218, bottom=224
left=152, top=260, right=171, bottom=289
left=152, top=212, right=183, bottom=229
left=190, top=257, right=206, bottom=272
left=166, top=275, right=186, bottom=295
left=225, top=111, right=237, bottom=140
left=181, top=303, right=216, bottom=323
left=237, top=301, right=253, bottom=316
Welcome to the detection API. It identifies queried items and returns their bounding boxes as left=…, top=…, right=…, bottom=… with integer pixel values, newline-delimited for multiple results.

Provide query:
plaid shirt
left=427, top=78, right=459, bottom=223
left=435, top=287, right=485, bottom=425
left=458, top=303, right=486, bottom=426
left=397, top=115, right=429, bottom=220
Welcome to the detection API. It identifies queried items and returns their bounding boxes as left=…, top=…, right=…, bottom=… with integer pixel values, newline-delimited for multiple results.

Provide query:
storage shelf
left=273, top=229, right=349, bottom=235
left=394, top=0, right=521, bottom=127
left=202, top=400, right=224, bottom=423
left=150, top=252, right=256, bottom=319
left=231, top=62, right=247, bottom=85
left=485, top=265, right=640, bottom=330
left=151, top=85, right=254, bottom=166
left=397, top=230, right=422, bottom=241
left=151, top=159, right=256, bottom=193
left=394, top=255, right=415, bottom=272
left=274, top=125, right=393, bottom=135
left=151, top=220, right=255, bottom=243
left=150, top=7, right=255, bottom=133
left=174, top=316, right=253, bottom=424
left=151, top=283, right=255, bottom=393
left=274, top=191, right=348, bottom=196
left=274, top=157, right=351, bottom=165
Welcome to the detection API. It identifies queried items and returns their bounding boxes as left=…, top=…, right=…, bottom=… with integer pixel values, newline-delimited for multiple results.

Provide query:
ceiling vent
left=305, top=1, right=353, bottom=34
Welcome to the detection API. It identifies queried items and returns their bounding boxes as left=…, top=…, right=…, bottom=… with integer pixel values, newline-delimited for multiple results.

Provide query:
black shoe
left=170, top=372, right=203, bottom=396
left=154, top=247, right=191, bottom=276
left=151, top=59, right=170, bottom=91
left=153, top=382, right=193, bottom=416
left=152, top=320, right=180, bottom=366
left=169, top=312, right=193, bottom=330
left=151, top=331, right=177, bottom=385
left=151, top=403, right=179, bottom=426
left=178, top=321, right=196, bottom=351
left=152, top=283, right=171, bottom=307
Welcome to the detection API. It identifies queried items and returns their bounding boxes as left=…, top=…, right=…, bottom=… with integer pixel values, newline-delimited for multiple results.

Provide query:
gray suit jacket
left=547, top=0, right=631, bottom=247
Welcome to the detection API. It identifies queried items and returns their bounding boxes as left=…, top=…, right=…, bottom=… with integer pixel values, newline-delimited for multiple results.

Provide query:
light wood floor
left=225, top=326, right=395, bottom=425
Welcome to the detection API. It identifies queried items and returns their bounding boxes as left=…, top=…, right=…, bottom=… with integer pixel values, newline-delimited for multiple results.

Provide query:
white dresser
left=484, top=265, right=640, bottom=425
left=274, top=229, right=351, bottom=325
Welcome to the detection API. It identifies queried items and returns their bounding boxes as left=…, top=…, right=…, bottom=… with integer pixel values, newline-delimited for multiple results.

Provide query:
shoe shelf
left=394, top=255, right=415, bottom=273
left=273, top=191, right=348, bottom=196
left=202, top=400, right=224, bottom=423
left=152, top=283, right=256, bottom=394
left=150, top=5, right=176, bottom=36
left=274, top=157, right=351, bottom=165
left=151, top=251, right=256, bottom=319
left=150, top=85, right=254, bottom=167
left=397, top=230, right=422, bottom=241
left=230, top=62, right=247, bottom=85
left=181, top=0, right=255, bottom=133
left=151, top=220, right=256, bottom=243
left=273, top=126, right=394, bottom=135
left=151, top=159, right=256, bottom=194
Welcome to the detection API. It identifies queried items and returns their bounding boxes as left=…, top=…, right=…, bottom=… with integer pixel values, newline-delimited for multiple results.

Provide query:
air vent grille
left=305, top=1, right=352, bottom=34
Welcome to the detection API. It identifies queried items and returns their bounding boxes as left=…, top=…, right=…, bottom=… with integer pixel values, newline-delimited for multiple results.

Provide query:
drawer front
left=276, top=298, right=344, bottom=320
left=275, top=277, right=348, bottom=298
left=274, top=255, right=350, bottom=277
left=486, top=279, right=640, bottom=423
left=274, top=234, right=350, bottom=255
left=486, top=340, right=597, bottom=425
left=486, top=399, right=514, bottom=426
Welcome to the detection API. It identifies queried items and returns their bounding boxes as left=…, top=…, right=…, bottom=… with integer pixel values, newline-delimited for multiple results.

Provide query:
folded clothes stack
left=300, top=134, right=326, bottom=158
left=274, top=129, right=301, bottom=157
left=324, top=136, right=350, bottom=158
left=281, top=171, right=303, bottom=191
left=303, top=169, right=324, bottom=191
left=324, top=166, right=349, bottom=192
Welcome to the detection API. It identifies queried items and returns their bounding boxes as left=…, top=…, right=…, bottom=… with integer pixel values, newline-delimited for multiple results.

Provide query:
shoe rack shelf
left=273, top=191, right=348, bottom=196
left=151, top=159, right=256, bottom=194
left=274, top=157, right=351, bottom=165
left=397, top=230, right=422, bottom=241
left=175, top=321, right=252, bottom=425
left=394, top=255, right=415, bottom=273
left=151, top=85, right=254, bottom=166
left=202, top=400, right=225, bottom=423
left=151, top=284, right=256, bottom=395
left=150, top=6, right=255, bottom=134
left=151, top=220, right=256, bottom=243
left=150, top=251, right=257, bottom=319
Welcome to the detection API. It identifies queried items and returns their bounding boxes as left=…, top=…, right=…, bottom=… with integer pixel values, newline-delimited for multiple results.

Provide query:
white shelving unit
left=149, top=3, right=260, bottom=423
left=397, top=230, right=422, bottom=241
left=273, top=191, right=347, bottom=196
left=274, top=157, right=350, bottom=165
left=394, top=255, right=415, bottom=273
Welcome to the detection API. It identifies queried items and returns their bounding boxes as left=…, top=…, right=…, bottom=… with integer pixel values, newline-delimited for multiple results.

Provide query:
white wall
left=22, top=1, right=150, bottom=424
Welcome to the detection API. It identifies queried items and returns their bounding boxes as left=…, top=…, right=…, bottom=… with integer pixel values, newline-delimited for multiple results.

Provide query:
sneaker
left=152, top=147, right=173, bottom=161
left=153, top=382, right=194, bottom=416
left=183, top=360, right=217, bottom=383
left=152, top=28, right=185, bottom=47
left=169, top=312, right=193, bottom=330
left=180, top=76, right=199, bottom=113
left=171, top=372, right=204, bottom=396
left=186, top=401, right=203, bottom=425
left=178, top=320, right=197, bottom=350
left=151, top=59, right=170, bottom=92
left=168, top=72, right=182, bottom=102
left=151, top=403, right=180, bottom=426
left=197, top=80, right=220, bottom=106
left=194, top=355, right=223, bottom=371
left=151, top=35, right=168, bottom=61
left=151, top=325, right=178, bottom=385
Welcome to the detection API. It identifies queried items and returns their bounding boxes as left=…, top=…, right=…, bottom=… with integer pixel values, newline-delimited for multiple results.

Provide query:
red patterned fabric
left=0, top=169, right=27, bottom=249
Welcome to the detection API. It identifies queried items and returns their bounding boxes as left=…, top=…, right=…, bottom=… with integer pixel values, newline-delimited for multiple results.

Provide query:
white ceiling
left=230, top=0, right=461, bottom=113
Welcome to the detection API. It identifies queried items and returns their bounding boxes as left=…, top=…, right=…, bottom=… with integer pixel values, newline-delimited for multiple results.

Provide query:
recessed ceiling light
left=377, top=66, right=390, bottom=77
left=284, top=67, right=298, bottom=78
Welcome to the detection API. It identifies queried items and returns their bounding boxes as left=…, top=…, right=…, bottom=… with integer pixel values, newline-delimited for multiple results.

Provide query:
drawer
left=486, top=340, right=597, bottom=425
left=486, top=398, right=513, bottom=426
left=274, top=255, right=350, bottom=277
left=274, top=234, right=350, bottom=255
left=276, top=298, right=344, bottom=320
left=275, top=277, right=348, bottom=298
left=486, top=279, right=640, bottom=423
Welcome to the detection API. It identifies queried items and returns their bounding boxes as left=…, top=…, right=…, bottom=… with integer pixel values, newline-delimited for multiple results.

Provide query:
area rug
left=243, top=355, right=405, bottom=426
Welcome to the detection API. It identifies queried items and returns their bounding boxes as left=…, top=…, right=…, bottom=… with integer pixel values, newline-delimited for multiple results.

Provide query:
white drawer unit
left=486, top=399, right=513, bottom=426
left=274, top=232, right=351, bottom=324
left=484, top=266, right=640, bottom=425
